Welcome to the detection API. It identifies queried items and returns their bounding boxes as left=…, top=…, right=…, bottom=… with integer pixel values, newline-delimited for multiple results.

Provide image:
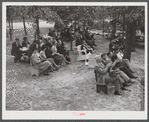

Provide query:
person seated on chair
left=111, top=54, right=137, bottom=79
left=94, top=58, right=126, bottom=95
left=76, top=33, right=83, bottom=46
left=11, top=38, right=22, bottom=63
left=21, top=37, right=30, bottom=56
left=91, top=34, right=97, bottom=47
left=97, top=53, right=134, bottom=86
left=28, top=40, right=39, bottom=58
left=45, top=42, right=67, bottom=66
left=105, top=51, right=136, bottom=80
left=107, top=52, right=114, bottom=61
left=45, top=42, right=62, bottom=66
left=81, top=40, right=93, bottom=55
left=40, top=44, right=59, bottom=71
left=48, top=29, right=54, bottom=37
left=100, top=53, right=110, bottom=65
left=22, top=37, right=30, bottom=48
left=30, top=44, right=54, bottom=76
left=109, top=62, right=135, bottom=86
left=85, top=34, right=96, bottom=50
left=109, top=38, right=118, bottom=52
left=51, top=41, right=70, bottom=65
left=57, top=40, right=71, bottom=62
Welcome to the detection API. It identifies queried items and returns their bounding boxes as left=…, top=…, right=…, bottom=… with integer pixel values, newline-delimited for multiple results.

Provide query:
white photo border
left=2, top=2, right=148, bottom=120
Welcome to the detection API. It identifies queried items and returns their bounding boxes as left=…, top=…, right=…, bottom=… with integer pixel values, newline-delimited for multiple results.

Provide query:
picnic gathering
left=10, top=24, right=139, bottom=96
left=6, top=5, right=145, bottom=111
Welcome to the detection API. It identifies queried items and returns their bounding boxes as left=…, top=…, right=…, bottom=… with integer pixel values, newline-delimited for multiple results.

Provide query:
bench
left=30, top=59, right=40, bottom=77
left=96, top=82, right=108, bottom=94
left=95, top=69, right=108, bottom=94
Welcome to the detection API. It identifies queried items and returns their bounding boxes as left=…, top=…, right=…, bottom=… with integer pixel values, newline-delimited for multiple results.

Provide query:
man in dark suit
left=11, top=38, right=22, bottom=63
left=28, top=40, right=39, bottom=58
left=22, top=37, right=30, bottom=48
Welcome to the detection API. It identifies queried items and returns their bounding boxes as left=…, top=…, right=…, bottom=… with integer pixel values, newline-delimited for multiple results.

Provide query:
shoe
left=130, top=75, right=138, bottom=79
left=44, top=72, right=50, bottom=76
left=128, top=79, right=136, bottom=83
left=121, top=87, right=128, bottom=91
left=130, top=70, right=135, bottom=73
left=123, top=83, right=131, bottom=87
left=66, top=61, right=71, bottom=64
left=114, top=91, right=122, bottom=95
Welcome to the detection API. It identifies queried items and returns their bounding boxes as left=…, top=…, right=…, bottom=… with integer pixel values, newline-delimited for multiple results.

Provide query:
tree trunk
left=123, top=14, right=125, bottom=35
left=23, top=16, right=27, bottom=35
left=124, top=24, right=131, bottom=61
left=103, top=19, right=104, bottom=37
left=9, top=18, right=12, bottom=41
left=131, top=20, right=137, bottom=52
left=124, top=21, right=136, bottom=61
left=102, top=9, right=105, bottom=37
left=70, top=39, right=73, bottom=51
left=11, top=17, right=13, bottom=30
left=36, top=16, right=40, bottom=40
left=34, top=30, right=37, bottom=40
left=107, top=12, right=111, bottom=38
left=111, top=10, right=116, bottom=40
left=34, top=6, right=40, bottom=41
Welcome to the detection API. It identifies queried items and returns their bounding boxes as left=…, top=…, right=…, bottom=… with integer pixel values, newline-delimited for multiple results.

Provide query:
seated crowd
left=75, top=27, right=97, bottom=52
left=11, top=31, right=71, bottom=75
left=11, top=26, right=137, bottom=96
left=94, top=51, right=138, bottom=95
left=11, top=26, right=96, bottom=64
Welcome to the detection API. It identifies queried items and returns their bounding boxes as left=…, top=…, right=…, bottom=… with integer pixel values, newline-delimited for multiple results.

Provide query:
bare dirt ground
left=6, top=29, right=145, bottom=111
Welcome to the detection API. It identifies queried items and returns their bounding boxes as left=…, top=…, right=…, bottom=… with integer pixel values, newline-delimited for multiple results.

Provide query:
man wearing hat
left=11, top=38, right=22, bottom=63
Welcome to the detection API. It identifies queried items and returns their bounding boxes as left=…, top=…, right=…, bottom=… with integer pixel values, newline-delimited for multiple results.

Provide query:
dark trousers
left=12, top=51, right=22, bottom=62
left=120, top=66, right=134, bottom=78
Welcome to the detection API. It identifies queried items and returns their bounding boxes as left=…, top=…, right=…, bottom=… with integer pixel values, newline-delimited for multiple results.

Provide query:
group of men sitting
left=75, top=27, right=97, bottom=50
left=11, top=37, right=30, bottom=63
left=109, top=34, right=125, bottom=53
left=10, top=26, right=139, bottom=95
left=11, top=33, right=71, bottom=76
left=94, top=51, right=138, bottom=95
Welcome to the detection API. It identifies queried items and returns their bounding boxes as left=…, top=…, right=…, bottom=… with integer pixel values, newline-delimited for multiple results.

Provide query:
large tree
left=124, top=6, right=144, bottom=60
left=6, top=6, right=15, bottom=41
left=15, top=6, right=30, bottom=35
left=110, top=6, right=144, bottom=60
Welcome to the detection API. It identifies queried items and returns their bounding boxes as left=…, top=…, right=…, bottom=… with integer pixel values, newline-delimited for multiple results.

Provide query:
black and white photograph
left=2, top=2, right=147, bottom=119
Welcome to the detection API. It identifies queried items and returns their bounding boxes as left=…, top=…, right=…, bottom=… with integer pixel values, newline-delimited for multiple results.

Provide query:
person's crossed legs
left=105, top=74, right=123, bottom=95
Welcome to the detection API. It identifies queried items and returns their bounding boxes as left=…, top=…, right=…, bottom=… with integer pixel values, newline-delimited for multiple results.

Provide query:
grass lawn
left=6, top=27, right=145, bottom=111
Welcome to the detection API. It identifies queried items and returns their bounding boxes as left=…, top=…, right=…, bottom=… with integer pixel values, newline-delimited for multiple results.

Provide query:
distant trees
left=6, top=6, right=145, bottom=61
left=103, top=6, right=144, bottom=61
left=15, top=6, right=30, bottom=35
left=124, top=6, right=144, bottom=60
left=6, top=6, right=63, bottom=41
left=6, top=6, right=15, bottom=41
